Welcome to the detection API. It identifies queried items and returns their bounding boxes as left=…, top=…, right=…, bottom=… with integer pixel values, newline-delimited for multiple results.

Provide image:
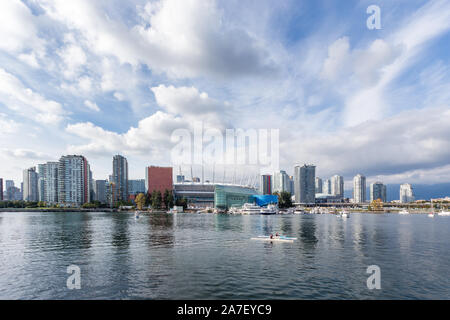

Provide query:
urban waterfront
left=0, top=212, right=449, bottom=300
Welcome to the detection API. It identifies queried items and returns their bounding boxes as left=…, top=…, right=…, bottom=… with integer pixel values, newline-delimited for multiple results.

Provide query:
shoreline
left=0, top=208, right=436, bottom=214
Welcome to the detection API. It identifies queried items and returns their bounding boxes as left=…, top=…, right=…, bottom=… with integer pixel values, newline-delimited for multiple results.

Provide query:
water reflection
left=146, top=213, right=174, bottom=248
left=112, top=213, right=130, bottom=248
left=299, top=216, right=318, bottom=249
left=0, top=212, right=449, bottom=299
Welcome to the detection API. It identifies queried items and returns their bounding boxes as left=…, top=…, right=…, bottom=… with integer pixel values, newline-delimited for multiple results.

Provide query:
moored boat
left=260, top=204, right=278, bottom=215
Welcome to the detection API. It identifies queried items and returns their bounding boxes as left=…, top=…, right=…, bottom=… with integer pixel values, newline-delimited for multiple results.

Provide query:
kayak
left=251, top=236, right=296, bottom=243
left=256, top=235, right=297, bottom=240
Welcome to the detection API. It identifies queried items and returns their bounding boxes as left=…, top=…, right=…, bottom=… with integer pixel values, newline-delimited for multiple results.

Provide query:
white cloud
left=39, top=0, right=276, bottom=79
left=66, top=111, right=188, bottom=156
left=113, top=92, right=126, bottom=101
left=151, top=85, right=232, bottom=128
left=1, top=148, right=51, bottom=160
left=18, top=53, right=40, bottom=68
left=0, top=113, right=19, bottom=134
left=84, top=100, right=100, bottom=112
left=0, top=0, right=45, bottom=54
left=0, top=68, right=67, bottom=124
left=282, top=106, right=450, bottom=180
left=58, top=44, right=87, bottom=79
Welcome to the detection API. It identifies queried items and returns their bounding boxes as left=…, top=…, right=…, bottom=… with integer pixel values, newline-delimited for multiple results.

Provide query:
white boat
left=319, top=207, right=329, bottom=214
left=251, top=235, right=296, bottom=243
left=240, top=203, right=261, bottom=215
left=228, top=207, right=240, bottom=214
left=437, top=210, right=450, bottom=216
left=398, top=209, right=410, bottom=215
left=310, top=207, right=321, bottom=214
left=338, top=209, right=349, bottom=218
left=293, top=207, right=305, bottom=214
left=428, top=200, right=435, bottom=217
left=260, top=204, right=278, bottom=215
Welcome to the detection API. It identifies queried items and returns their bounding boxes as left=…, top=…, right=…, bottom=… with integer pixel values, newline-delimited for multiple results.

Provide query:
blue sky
left=0, top=0, right=449, bottom=190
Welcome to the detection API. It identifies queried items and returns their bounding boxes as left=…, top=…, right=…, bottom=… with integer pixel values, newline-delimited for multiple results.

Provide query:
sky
left=0, top=0, right=449, bottom=190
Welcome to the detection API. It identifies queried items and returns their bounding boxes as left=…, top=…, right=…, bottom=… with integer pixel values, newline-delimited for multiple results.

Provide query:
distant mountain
left=344, top=183, right=450, bottom=201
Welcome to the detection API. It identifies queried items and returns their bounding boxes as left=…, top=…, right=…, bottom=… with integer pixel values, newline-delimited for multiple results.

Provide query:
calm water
left=0, top=212, right=449, bottom=299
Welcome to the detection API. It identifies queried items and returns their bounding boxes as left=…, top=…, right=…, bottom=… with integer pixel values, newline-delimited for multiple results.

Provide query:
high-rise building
left=323, top=179, right=331, bottom=194
left=95, top=180, right=107, bottom=204
left=315, top=177, right=323, bottom=194
left=106, top=182, right=116, bottom=207
left=288, top=176, right=295, bottom=196
left=5, top=180, right=14, bottom=190
left=112, top=155, right=128, bottom=202
left=370, top=182, right=386, bottom=202
left=353, top=174, right=366, bottom=203
left=58, top=155, right=91, bottom=206
left=23, top=167, right=39, bottom=201
left=273, top=170, right=289, bottom=193
left=37, top=162, right=59, bottom=204
left=5, top=180, right=15, bottom=201
left=294, top=164, right=315, bottom=204
left=145, top=166, right=173, bottom=195
left=6, top=186, right=21, bottom=201
left=128, top=179, right=145, bottom=195
left=331, top=175, right=344, bottom=199
left=259, top=174, right=272, bottom=195
left=0, top=178, right=3, bottom=201
left=400, top=183, right=415, bottom=203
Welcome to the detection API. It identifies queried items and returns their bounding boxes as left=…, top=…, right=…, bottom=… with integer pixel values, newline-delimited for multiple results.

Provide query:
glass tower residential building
left=315, top=177, right=323, bottom=194
left=370, top=182, right=387, bottom=202
left=37, top=162, right=59, bottom=204
left=0, top=178, right=2, bottom=201
left=128, top=179, right=146, bottom=195
left=259, top=174, right=272, bottom=195
left=112, top=155, right=129, bottom=202
left=95, top=180, right=107, bottom=204
left=400, top=183, right=415, bottom=203
left=353, top=174, right=366, bottom=203
left=273, top=170, right=289, bottom=193
left=323, top=179, right=331, bottom=195
left=58, top=155, right=91, bottom=206
left=294, top=164, right=315, bottom=204
left=23, top=167, right=39, bottom=201
left=331, top=175, right=344, bottom=199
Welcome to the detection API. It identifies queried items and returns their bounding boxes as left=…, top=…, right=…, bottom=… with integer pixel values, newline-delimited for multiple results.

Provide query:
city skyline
left=1, top=0, right=450, bottom=188
left=0, top=152, right=442, bottom=202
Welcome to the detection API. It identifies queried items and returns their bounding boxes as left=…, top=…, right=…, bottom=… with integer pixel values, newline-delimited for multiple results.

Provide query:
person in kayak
left=275, top=232, right=279, bottom=237
left=270, top=234, right=273, bottom=239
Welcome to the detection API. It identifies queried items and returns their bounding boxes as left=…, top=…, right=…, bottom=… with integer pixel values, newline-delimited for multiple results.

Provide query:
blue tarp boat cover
left=251, top=195, right=278, bottom=206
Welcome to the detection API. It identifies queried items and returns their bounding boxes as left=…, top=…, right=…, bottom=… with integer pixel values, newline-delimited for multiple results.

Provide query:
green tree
left=151, top=190, right=162, bottom=209
left=175, top=197, right=188, bottom=210
left=135, top=193, right=146, bottom=211
left=274, top=191, right=293, bottom=208
left=163, top=189, right=174, bottom=209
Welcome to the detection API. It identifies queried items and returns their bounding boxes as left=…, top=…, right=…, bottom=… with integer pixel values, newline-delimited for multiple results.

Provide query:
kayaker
left=270, top=234, right=273, bottom=239
left=275, top=232, right=279, bottom=237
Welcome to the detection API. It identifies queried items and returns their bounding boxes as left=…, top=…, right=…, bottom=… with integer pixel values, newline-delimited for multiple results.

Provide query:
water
left=0, top=212, right=449, bottom=299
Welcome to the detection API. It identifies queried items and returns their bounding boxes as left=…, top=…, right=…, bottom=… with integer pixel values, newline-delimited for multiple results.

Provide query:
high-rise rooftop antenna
left=190, top=165, right=193, bottom=182
left=212, top=163, right=215, bottom=184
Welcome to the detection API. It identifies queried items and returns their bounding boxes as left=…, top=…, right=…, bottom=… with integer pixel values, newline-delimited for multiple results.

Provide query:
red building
left=145, top=166, right=173, bottom=195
